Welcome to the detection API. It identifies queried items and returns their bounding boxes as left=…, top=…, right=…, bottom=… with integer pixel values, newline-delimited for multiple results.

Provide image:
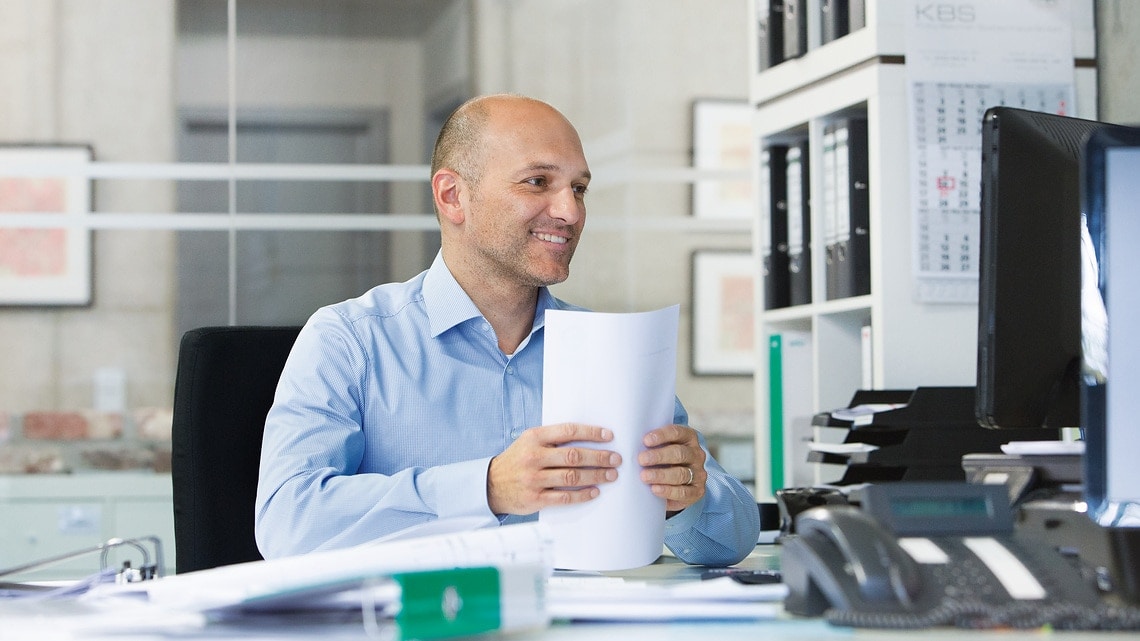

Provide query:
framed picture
left=0, top=145, right=93, bottom=306
left=691, top=250, right=755, bottom=375
left=691, top=99, right=754, bottom=219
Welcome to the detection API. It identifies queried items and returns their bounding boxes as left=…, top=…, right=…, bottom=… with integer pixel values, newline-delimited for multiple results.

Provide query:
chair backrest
left=171, top=325, right=301, bottom=574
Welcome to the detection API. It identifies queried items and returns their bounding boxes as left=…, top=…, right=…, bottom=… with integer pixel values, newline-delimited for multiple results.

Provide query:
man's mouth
left=533, top=232, right=568, bottom=245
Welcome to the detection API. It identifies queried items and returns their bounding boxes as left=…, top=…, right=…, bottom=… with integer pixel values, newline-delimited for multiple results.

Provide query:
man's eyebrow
left=521, top=163, right=557, bottom=172
left=517, top=163, right=592, bottom=181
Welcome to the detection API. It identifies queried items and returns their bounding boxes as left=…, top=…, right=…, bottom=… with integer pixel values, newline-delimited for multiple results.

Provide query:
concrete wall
left=1098, top=0, right=1140, bottom=125
left=0, top=1, right=177, bottom=416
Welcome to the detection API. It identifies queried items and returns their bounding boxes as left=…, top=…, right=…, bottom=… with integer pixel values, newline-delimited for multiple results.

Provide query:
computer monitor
left=975, top=107, right=1130, bottom=431
left=1080, top=124, right=1140, bottom=523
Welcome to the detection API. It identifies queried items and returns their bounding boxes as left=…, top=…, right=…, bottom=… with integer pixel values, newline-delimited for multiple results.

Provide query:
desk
left=516, top=622, right=1133, bottom=641
left=16, top=605, right=1129, bottom=640
left=8, top=544, right=1140, bottom=641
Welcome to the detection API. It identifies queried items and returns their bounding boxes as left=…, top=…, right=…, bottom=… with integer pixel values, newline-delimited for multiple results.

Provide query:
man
left=254, top=94, right=760, bottom=566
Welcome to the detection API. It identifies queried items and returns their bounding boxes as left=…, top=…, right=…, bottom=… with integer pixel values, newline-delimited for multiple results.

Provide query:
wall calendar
left=905, top=0, right=1077, bottom=303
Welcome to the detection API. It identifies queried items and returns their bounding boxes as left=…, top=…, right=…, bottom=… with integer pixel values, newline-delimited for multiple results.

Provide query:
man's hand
left=638, top=424, right=707, bottom=513
left=487, top=423, right=620, bottom=515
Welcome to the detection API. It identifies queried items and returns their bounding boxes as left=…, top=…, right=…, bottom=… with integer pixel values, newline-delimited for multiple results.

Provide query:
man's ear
left=432, top=169, right=465, bottom=225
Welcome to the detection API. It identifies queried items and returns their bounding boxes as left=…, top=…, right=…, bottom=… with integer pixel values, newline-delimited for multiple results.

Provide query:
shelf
left=750, top=0, right=907, bottom=106
left=762, top=295, right=872, bottom=324
left=749, top=0, right=1098, bottom=499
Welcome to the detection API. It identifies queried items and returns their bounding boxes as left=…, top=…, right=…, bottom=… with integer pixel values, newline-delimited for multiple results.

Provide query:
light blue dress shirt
left=255, top=252, right=759, bottom=565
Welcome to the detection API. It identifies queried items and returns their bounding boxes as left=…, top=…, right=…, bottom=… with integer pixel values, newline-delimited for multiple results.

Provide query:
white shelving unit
left=749, top=0, right=1098, bottom=499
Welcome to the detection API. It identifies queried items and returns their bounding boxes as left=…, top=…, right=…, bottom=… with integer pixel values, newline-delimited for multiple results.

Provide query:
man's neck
left=480, top=291, right=538, bottom=355
left=442, top=254, right=539, bottom=355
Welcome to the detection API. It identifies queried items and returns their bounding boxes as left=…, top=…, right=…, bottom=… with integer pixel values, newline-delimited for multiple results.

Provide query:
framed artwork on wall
left=691, top=249, right=755, bottom=375
left=0, top=145, right=93, bottom=306
left=691, top=99, right=754, bottom=219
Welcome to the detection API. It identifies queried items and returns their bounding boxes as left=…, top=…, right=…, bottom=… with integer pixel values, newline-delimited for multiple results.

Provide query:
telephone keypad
left=929, top=552, right=1007, bottom=601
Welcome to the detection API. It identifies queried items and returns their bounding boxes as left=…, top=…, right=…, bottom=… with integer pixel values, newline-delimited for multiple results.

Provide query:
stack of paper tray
left=809, top=387, right=1055, bottom=486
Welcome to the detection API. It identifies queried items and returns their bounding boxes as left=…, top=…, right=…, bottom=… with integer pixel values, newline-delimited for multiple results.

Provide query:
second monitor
left=975, top=106, right=1131, bottom=432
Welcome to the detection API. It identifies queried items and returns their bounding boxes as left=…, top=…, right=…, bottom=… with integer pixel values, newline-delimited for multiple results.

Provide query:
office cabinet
left=0, top=473, right=175, bottom=580
left=748, top=0, right=1098, bottom=497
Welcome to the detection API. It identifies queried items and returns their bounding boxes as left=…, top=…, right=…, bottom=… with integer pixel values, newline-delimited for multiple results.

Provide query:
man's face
left=459, top=104, right=591, bottom=289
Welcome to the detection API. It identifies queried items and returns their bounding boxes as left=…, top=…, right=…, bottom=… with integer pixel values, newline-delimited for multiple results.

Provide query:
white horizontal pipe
left=0, top=161, right=748, bottom=185
left=0, top=162, right=431, bottom=181
left=0, top=212, right=751, bottom=233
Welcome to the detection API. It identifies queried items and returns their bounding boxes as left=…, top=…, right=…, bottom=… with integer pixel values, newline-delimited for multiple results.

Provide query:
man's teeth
left=534, top=233, right=567, bottom=244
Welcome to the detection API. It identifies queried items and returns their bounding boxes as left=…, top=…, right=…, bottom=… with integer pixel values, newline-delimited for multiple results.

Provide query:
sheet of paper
left=546, top=575, right=786, bottom=621
left=539, top=305, right=679, bottom=571
left=808, top=442, right=879, bottom=455
left=1000, top=440, right=1085, bottom=456
left=0, top=596, right=209, bottom=640
left=830, top=403, right=907, bottom=426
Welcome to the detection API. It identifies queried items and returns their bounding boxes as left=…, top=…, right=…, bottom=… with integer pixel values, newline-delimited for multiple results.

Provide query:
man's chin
left=531, top=265, right=571, bottom=287
left=535, top=272, right=569, bottom=287
left=528, top=255, right=573, bottom=286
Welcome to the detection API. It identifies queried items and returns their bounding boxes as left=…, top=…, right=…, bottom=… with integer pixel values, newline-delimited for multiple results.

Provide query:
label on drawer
left=57, top=504, right=101, bottom=535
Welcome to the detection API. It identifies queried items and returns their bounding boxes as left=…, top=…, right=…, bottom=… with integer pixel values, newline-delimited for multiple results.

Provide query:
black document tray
left=809, top=387, right=1055, bottom=484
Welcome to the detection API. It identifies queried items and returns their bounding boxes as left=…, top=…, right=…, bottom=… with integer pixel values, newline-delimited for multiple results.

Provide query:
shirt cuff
left=421, top=456, right=499, bottom=524
left=663, top=494, right=706, bottom=534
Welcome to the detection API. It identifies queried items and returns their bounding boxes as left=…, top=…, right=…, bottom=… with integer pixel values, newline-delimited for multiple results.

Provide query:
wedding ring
left=684, top=466, right=695, bottom=486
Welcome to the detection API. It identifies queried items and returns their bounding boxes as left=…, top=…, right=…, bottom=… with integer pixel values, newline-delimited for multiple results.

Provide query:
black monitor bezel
left=976, top=107, right=1127, bottom=430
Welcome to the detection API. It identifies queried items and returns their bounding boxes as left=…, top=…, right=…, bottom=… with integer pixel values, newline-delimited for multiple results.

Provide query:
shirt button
left=506, top=366, right=514, bottom=374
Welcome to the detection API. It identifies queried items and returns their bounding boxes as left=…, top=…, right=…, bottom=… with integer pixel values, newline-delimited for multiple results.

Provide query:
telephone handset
left=782, top=505, right=939, bottom=617
left=781, top=482, right=1107, bottom=628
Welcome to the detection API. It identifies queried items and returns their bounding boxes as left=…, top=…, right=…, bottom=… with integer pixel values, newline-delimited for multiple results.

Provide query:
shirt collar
left=422, top=251, right=558, bottom=339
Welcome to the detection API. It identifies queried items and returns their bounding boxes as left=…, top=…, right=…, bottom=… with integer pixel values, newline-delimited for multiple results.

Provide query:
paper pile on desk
left=121, top=518, right=551, bottom=613
left=0, top=520, right=553, bottom=641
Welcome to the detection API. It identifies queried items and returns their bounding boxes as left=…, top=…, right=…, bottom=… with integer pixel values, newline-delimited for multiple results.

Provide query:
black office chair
left=170, top=325, right=302, bottom=574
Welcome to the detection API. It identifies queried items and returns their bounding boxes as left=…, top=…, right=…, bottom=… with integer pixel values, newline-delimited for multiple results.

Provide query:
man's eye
left=525, top=177, right=547, bottom=187
left=573, top=184, right=589, bottom=196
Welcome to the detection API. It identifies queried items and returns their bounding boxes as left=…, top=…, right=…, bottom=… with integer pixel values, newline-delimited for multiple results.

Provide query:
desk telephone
left=780, top=482, right=1139, bottom=629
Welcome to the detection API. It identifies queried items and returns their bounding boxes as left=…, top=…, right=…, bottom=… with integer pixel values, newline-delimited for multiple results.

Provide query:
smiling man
left=254, top=94, right=760, bottom=566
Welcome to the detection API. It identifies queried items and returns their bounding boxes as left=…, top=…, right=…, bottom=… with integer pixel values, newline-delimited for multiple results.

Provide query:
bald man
left=255, top=94, right=760, bottom=566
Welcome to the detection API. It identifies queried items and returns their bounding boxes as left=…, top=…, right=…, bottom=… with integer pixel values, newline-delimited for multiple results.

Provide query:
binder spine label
left=835, top=125, right=851, bottom=241
left=395, top=567, right=502, bottom=640
left=768, top=334, right=785, bottom=493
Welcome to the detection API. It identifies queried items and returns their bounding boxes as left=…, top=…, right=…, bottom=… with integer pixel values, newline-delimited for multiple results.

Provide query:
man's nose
left=550, top=187, right=583, bottom=224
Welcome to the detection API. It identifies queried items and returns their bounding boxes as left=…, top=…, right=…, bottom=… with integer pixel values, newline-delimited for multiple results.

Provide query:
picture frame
left=691, top=99, right=754, bottom=219
left=0, top=145, right=93, bottom=306
left=691, top=249, right=755, bottom=376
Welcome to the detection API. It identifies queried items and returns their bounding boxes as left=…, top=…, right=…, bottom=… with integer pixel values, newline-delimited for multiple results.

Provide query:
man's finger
left=644, top=424, right=696, bottom=447
left=540, top=465, right=619, bottom=489
left=533, top=423, right=613, bottom=445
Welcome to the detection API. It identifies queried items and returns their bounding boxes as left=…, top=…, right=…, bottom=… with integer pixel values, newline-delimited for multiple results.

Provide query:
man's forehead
left=478, top=106, right=589, bottom=176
